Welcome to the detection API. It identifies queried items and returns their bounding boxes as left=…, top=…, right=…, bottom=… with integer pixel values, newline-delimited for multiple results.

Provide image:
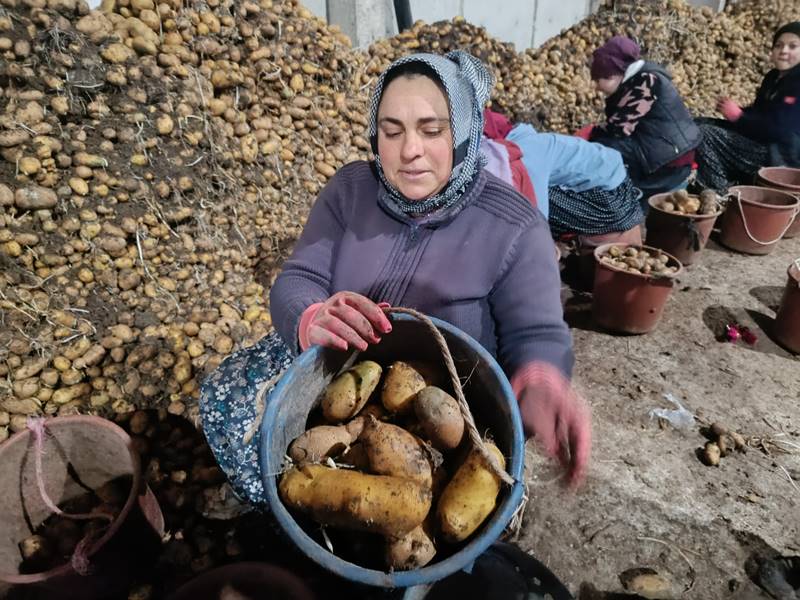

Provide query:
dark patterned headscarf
left=368, top=51, right=494, bottom=215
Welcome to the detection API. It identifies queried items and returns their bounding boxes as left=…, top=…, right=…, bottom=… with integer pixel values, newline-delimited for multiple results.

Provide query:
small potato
left=414, top=386, right=465, bottom=451
left=359, top=417, right=432, bottom=487
left=699, top=189, right=720, bottom=214
left=683, top=198, right=701, bottom=214
left=322, top=360, right=382, bottom=422
left=279, top=464, right=431, bottom=537
left=729, top=431, right=747, bottom=452
left=702, top=441, right=721, bottom=466
left=436, top=443, right=505, bottom=543
left=671, top=189, right=689, bottom=203
left=288, top=418, right=363, bottom=464
left=381, top=361, right=427, bottom=414
left=385, top=523, right=436, bottom=570
left=19, top=534, right=53, bottom=563
left=660, top=201, right=676, bottom=212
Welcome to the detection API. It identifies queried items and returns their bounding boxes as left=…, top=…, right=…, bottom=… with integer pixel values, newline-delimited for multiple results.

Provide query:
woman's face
left=772, top=32, right=800, bottom=72
left=376, top=75, right=454, bottom=201
left=594, top=74, right=623, bottom=96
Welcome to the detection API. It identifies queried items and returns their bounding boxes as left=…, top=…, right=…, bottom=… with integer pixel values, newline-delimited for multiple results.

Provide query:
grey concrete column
left=327, top=0, right=398, bottom=49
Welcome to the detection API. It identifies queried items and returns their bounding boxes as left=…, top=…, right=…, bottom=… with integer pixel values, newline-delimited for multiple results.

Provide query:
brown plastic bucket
left=774, top=259, right=800, bottom=353
left=719, top=186, right=799, bottom=254
left=756, top=167, right=800, bottom=238
left=0, top=415, right=165, bottom=599
left=168, top=562, right=316, bottom=600
left=592, top=243, right=682, bottom=334
left=645, top=194, right=721, bottom=265
left=577, top=224, right=643, bottom=289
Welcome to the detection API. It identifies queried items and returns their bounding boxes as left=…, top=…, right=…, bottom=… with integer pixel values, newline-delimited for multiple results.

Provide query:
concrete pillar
left=326, top=0, right=397, bottom=49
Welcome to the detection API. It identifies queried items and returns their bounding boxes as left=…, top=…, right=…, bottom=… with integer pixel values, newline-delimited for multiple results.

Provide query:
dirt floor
left=8, top=231, right=796, bottom=600
left=515, top=231, right=800, bottom=599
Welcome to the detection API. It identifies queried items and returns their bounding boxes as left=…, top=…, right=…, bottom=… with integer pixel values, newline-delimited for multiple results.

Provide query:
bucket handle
left=383, top=306, right=515, bottom=486
left=26, top=418, right=114, bottom=576
left=794, top=257, right=800, bottom=288
left=733, top=191, right=800, bottom=246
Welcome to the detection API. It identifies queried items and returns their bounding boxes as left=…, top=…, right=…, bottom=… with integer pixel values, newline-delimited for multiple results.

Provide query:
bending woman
left=588, top=36, right=701, bottom=197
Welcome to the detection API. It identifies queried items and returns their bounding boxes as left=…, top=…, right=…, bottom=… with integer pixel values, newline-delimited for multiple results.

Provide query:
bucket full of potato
left=259, top=309, right=525, bottom=588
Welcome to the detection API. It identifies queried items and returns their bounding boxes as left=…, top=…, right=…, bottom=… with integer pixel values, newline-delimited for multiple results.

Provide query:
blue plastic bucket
left=260, top=312, right=525, bottom=588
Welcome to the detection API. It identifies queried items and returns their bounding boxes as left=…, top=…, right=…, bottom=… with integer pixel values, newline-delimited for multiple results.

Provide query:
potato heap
left=0, top=0, right=371, bottom=439
left=364, top=0, right=800, bottom=132
left=598, top=245, right=680, bottom=277
left=2, top=0, right=799, bottom=442
left=280, top=359, right=505, bottom=571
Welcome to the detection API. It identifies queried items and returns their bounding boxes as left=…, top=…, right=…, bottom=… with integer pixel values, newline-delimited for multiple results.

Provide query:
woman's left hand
left=512, top=363, right=591, bottom=488
left=717, top=97, right=743, bottom=122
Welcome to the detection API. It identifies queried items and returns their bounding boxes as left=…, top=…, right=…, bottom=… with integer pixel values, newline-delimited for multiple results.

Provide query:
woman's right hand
left=299, top=292, right=392, bottom=352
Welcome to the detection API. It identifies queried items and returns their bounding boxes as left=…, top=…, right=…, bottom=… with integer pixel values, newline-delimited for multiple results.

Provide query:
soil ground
left=9, top=232, right=796, bottom=600
left=516, top=231, right=800, bottom=599
left=208, top=229, right=799, bottom=600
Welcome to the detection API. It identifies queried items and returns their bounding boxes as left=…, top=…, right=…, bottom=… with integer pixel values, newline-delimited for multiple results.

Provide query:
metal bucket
left=259, top=312, right=525, bottom=588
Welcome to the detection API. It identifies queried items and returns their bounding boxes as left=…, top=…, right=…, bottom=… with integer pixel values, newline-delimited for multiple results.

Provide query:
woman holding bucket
left=200, top=51, right=590, bottom=506
left=695, top=22, right=800, bottom=192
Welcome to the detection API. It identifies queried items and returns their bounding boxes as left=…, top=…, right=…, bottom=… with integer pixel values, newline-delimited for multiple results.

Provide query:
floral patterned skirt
left=199, top=331, right=294, bottom=506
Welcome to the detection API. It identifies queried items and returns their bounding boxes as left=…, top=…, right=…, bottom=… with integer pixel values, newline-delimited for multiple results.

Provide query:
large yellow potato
left=279, top=464, right=431, bottom=537
left=322, top=360, right=382, bottom=422
left=359, top=417, right=432, bottom=487
left=436, top=442, right=505, bottom=543
left=380, top=360, right=427, bottom=414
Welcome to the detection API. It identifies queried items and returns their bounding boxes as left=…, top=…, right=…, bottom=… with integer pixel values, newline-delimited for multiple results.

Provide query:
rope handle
left=382, top=306, right=515, bottom=486
left=26, top=418, right=114, bottom=575
left=732, top=191, right=800, bottom=246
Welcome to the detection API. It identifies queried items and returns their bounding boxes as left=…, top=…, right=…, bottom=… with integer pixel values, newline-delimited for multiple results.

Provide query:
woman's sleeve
left=489, top=213, right=574, bottom=379
left=591, top=72, right=658, bottom=139
left=269, top=173, right=348, bottom=352
left=736, top=76, right=800, bottom=142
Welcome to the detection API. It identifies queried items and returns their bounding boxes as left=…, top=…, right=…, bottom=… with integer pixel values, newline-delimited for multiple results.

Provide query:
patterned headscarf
left=368, top=51, right=494, bottom=215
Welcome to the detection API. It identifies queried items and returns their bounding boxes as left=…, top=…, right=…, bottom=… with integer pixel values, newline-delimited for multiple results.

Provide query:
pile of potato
left=0, top=0, right=373, bottom=441
left=654, top=189, right=720, bottom=215
left=363, top=0, right=800, bottom=132
left=280, top=359, right=505, bottom=571
left=1, top=0, right=797, bottom=442
left=701, top=421, right=747, bottom=467
left=598, top=245, right=680, bottom=277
